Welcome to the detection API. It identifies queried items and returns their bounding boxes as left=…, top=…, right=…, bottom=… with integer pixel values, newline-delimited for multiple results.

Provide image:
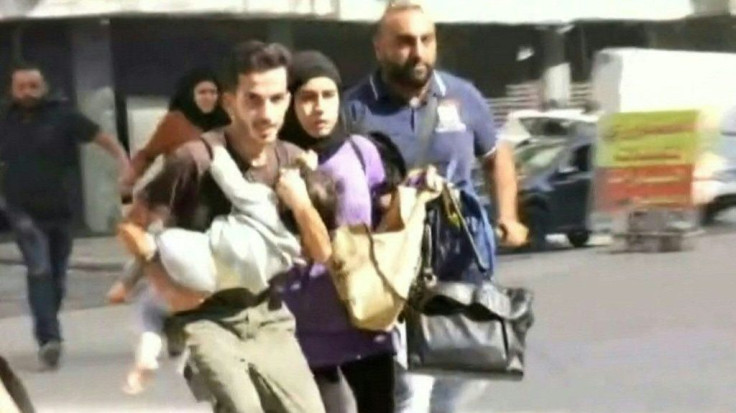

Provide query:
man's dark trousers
left=9, top=205, right=73, bottom=346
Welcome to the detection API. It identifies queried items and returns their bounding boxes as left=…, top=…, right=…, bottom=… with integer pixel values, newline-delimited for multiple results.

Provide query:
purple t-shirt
left=282, top=135, right=394, bottom=368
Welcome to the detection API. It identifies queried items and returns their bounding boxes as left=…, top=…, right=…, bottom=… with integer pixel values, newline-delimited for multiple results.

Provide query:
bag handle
left=330, top=224, right=410, bottom=303
left=347, top=137, right=367, bottom=173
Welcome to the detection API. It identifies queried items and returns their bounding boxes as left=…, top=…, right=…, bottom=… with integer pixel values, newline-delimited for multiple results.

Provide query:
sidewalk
left=0, top=236, right=127, bottom=271
left=0, top=305, right=208, bottom=412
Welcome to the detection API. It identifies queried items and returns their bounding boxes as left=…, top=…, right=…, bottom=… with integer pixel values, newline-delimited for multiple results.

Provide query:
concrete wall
left=646, top=16, right=736, bottom=52
left=3, top=0, right=729, bottom=23
left=106, top=18, right=534, bottom=98
left=70, top=21, right=121, bottom=233
left=1, top=0, right=338, bottom=19
left=125, top=96, right=168, bottom=191
left=337, top=0, right=713, bottom=23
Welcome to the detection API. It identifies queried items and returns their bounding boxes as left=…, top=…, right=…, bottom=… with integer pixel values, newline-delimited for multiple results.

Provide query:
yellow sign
left=596, top=111, right=700, bottom=168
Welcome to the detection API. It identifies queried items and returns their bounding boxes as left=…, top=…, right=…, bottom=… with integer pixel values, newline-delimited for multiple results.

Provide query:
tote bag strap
left=361, top=224, right=411, bottom=301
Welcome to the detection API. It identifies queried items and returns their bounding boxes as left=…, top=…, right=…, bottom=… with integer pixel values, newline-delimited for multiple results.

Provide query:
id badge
left=436, top=99, right=467, bottom=133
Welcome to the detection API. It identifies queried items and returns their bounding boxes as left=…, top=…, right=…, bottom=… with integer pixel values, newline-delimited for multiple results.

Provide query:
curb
left=0, top=257, right=125, bottom=272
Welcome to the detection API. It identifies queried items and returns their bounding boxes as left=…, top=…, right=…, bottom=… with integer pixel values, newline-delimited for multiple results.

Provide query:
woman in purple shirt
left=280, top=51, right=395, bottom=413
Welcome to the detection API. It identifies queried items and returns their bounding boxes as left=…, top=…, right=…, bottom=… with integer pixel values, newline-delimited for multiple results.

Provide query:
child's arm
left=107, top=260, right=145, bottom=304
left=106, top=280, right=129, bottom=305
left=122, top=259, right=145, bottom=287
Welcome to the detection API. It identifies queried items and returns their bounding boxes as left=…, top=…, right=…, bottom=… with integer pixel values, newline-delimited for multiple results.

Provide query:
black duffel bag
left=406, top=185, right=534, bottom=379
left=407, top=280, right=534, bottom=379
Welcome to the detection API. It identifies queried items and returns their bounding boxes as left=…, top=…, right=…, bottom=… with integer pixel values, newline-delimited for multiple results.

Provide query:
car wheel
left=523, top=204, right=549, bottom=251
left=700, top=204, right=719, bottom=226
left=567, top=231, right=590, bottom=248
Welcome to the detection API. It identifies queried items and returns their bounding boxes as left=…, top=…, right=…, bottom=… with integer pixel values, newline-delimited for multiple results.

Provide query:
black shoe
left=163, top=317, right=185, bottom=358
left=39, top=340, right=62, bottom=371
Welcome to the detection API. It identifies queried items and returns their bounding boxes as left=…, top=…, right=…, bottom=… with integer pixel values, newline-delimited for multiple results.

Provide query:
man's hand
left=498, top=218, right=528, bottom=247
left=277, top=168, right=333, bottom=263
left=93, top=132, right=134, bottom=199
left=486, top=141, right=525, bottom=247
left=276, top=168, right=312, bottom=212
left=295, top=150, right=318, bottom=170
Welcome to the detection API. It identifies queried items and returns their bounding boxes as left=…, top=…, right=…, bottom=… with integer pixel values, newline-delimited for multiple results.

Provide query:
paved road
left=458, top=231, right=736, bottom=412
left=0, top=231, right=735, bottom=412
left=0, top=306, right=206, bottom=413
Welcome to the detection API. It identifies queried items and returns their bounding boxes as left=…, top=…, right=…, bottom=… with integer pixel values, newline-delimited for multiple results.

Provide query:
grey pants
left=174, top=292, right=325, bottom=413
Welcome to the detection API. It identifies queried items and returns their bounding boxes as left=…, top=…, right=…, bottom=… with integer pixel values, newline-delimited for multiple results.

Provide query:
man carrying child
left=120, top=41, right=329, bottom=413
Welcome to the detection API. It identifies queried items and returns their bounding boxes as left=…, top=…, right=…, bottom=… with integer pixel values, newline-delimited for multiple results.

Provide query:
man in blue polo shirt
left=344, top=1, right=527, bottom=411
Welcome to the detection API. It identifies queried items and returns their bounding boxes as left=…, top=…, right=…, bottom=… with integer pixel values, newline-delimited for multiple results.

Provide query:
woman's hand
left=405, top=166, right=445, bottom=191
left=118, top=163, right=137, bottom=200
left=423, top=166, right=444, bottom=192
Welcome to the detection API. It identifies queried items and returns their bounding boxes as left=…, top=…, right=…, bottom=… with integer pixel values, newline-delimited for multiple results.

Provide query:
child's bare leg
left=107, top=259, right=145, bottom=305
left=124, top=288, right=167, bottom=395
left=123, top=332, right=163, bottom=395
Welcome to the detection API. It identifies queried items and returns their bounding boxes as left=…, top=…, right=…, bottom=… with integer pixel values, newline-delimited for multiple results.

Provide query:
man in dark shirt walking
left=0, top=63, right=132, bottom=370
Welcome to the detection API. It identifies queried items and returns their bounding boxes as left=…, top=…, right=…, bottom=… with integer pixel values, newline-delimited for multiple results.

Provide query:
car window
left=520, top=118, right=571, bottom=137
left=560, top=145, right=592, bottom=174
left=566, top=145, right=592, bottom=173
left=571, top=122, right=597, bottom=139
left=515, top=140, right=567, bottom=177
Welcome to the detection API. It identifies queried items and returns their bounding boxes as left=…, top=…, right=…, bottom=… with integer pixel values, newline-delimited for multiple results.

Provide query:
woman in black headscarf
left=120, top=68, right=230, bottom=191
left=280, top=51, right=398, bottom=413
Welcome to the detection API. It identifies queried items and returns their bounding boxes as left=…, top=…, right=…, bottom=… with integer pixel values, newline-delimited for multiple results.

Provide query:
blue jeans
left=10, top=209, right=73, bottom=346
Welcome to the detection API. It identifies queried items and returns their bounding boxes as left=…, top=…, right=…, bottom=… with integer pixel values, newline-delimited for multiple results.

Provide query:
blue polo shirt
left=343, top=70, right=497, bottom=194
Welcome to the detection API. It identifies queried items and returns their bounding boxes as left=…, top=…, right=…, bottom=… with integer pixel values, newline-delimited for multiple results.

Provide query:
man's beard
left=383, top=58, right=434, bottom=90
left=244, top=119, right=280, bottom=142
left=14, top=96, right=42, bottom=110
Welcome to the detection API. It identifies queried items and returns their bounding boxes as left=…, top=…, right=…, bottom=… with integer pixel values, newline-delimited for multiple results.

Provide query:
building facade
left=1, top=0, right=733, bottom=232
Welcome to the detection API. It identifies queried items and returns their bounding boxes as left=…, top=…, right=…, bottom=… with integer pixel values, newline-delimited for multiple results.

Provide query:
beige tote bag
left=329, top=186, right=439, bottom=331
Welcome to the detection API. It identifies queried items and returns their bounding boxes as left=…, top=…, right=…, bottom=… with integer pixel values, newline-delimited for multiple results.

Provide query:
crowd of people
left=0, top=1, right=527, bottom=412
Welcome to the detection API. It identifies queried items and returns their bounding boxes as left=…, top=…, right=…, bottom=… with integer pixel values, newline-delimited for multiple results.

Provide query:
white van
left=592, top=48, right=736, bottom=223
